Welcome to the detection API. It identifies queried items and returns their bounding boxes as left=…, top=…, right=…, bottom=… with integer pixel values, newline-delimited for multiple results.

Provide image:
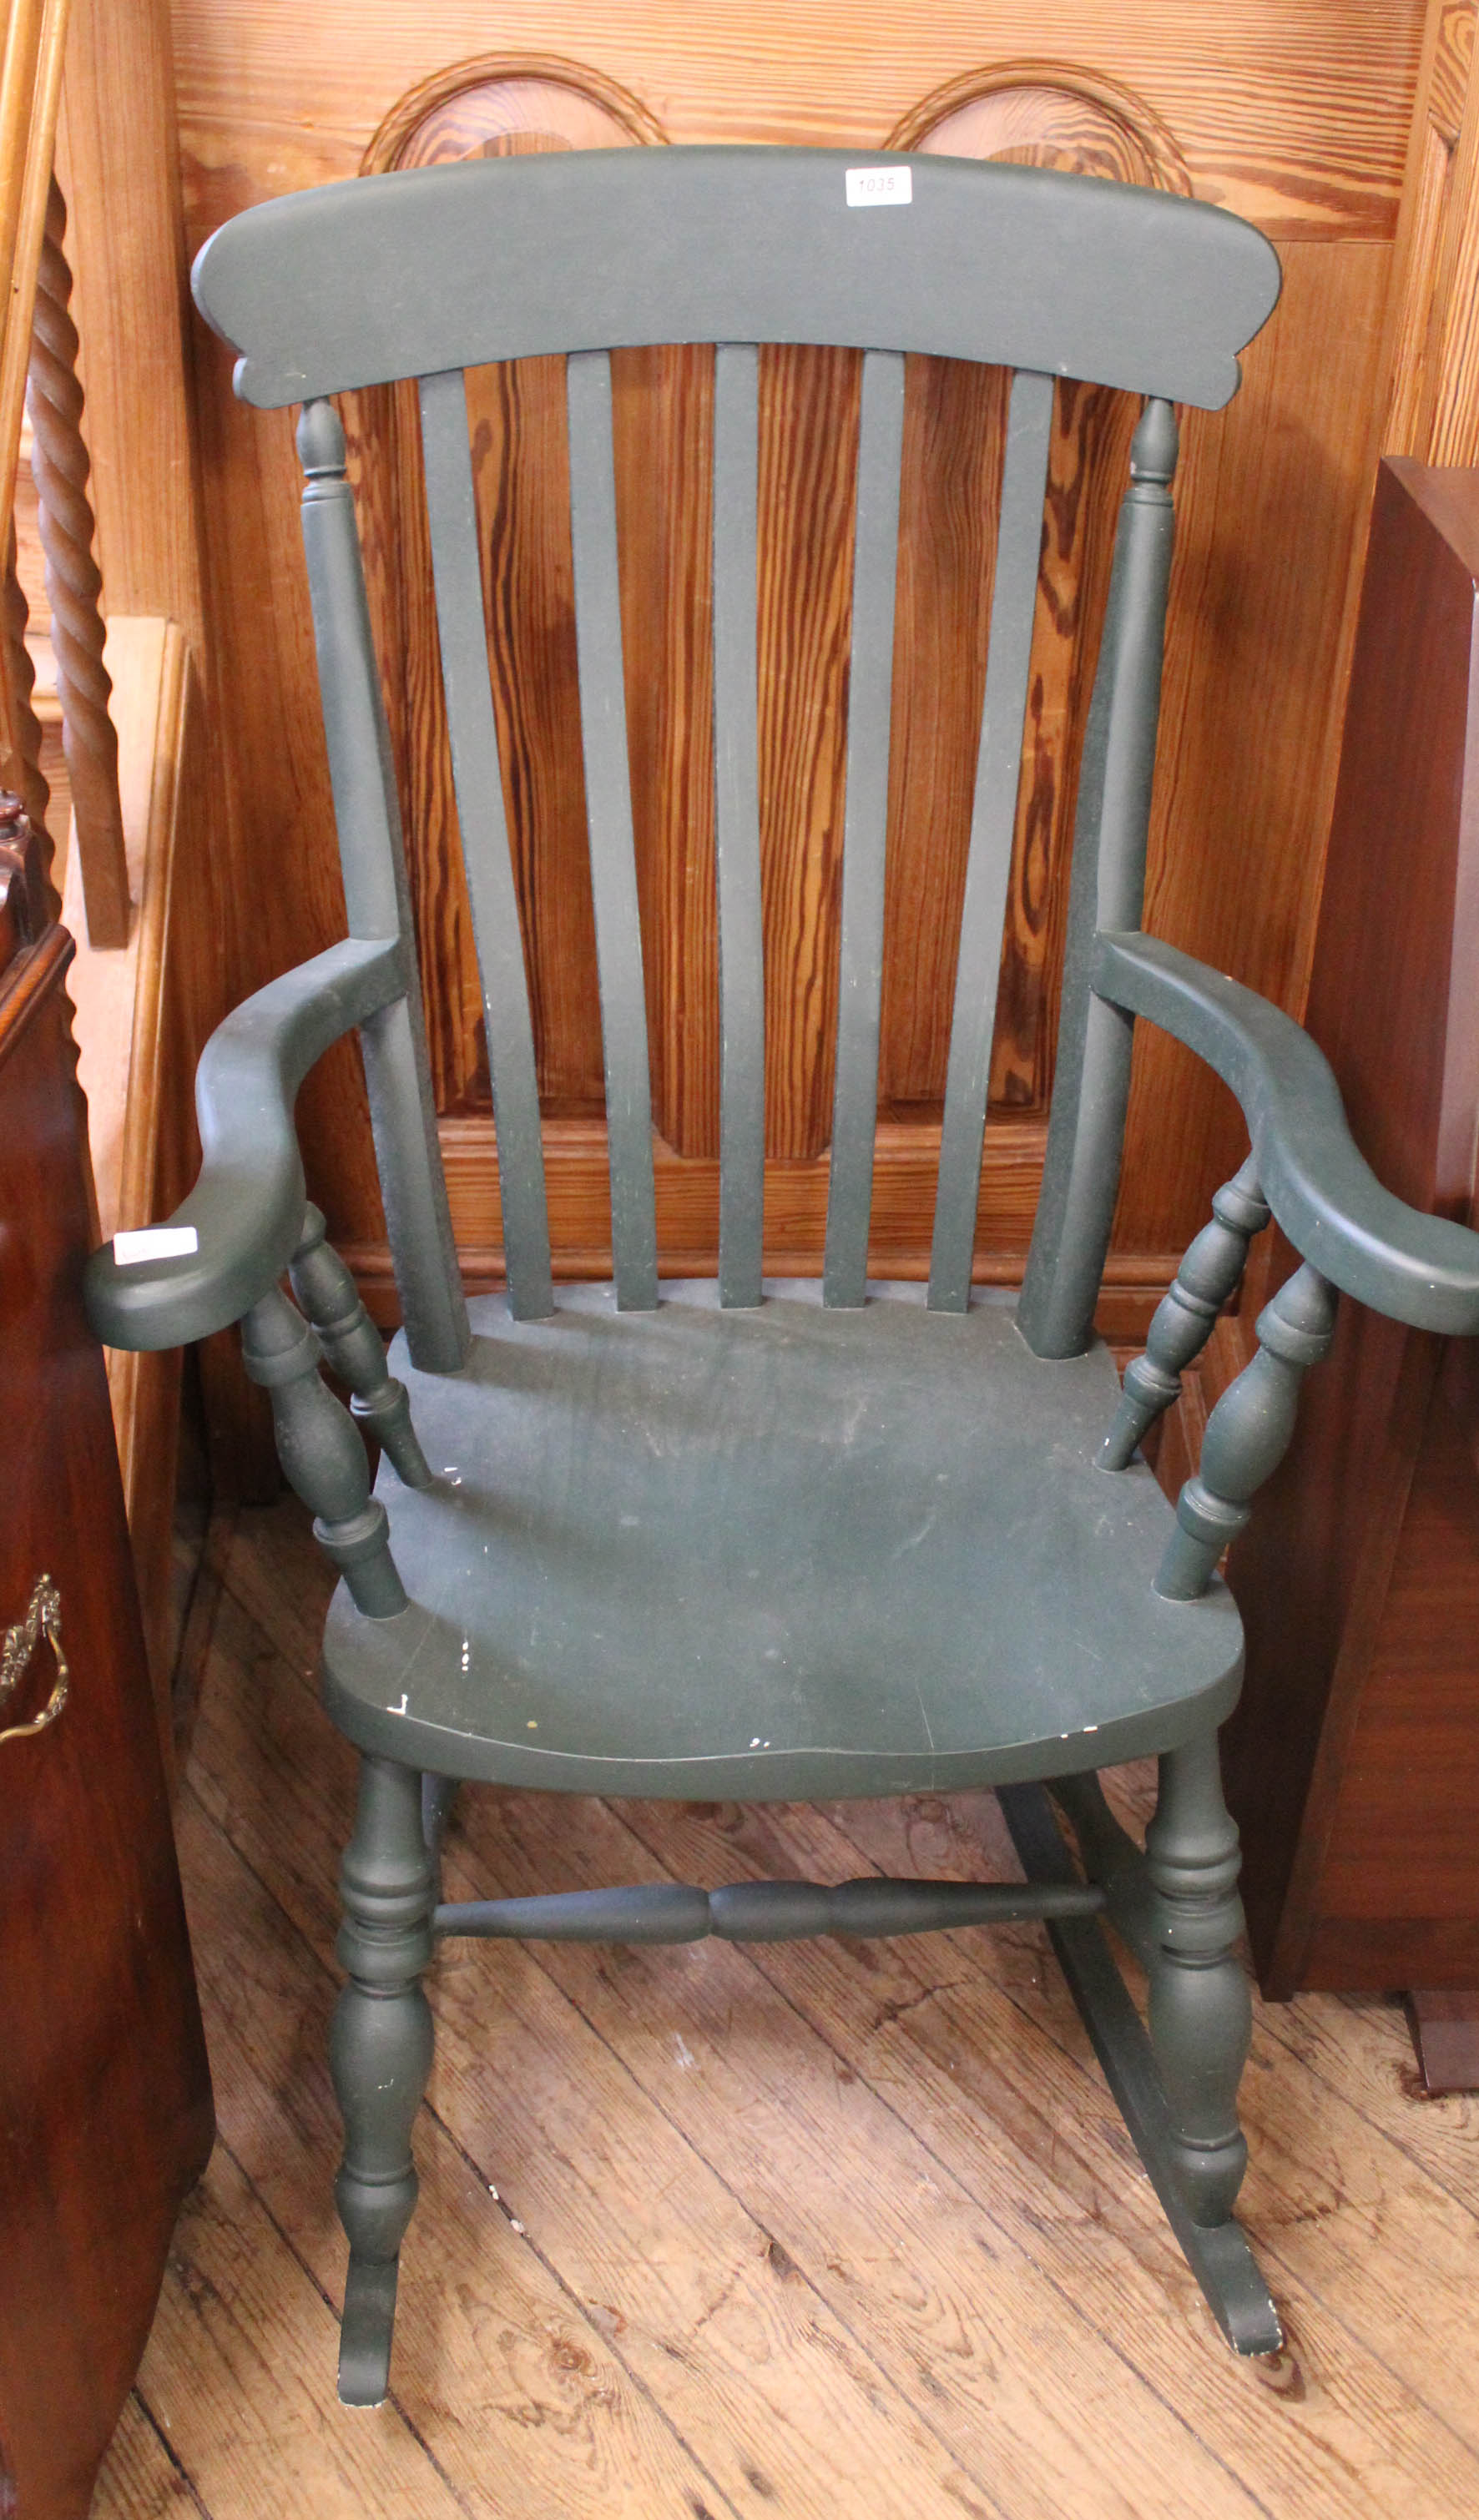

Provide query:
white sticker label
left=114, top=1225, right=199, bottom=1264
left=846, top=165, right=912, bottom=209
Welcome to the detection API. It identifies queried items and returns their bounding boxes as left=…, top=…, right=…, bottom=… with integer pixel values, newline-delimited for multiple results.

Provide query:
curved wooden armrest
left=83, top=936, right=405, bottom=1352
left=1093, top=929, right=1479, bottom=1334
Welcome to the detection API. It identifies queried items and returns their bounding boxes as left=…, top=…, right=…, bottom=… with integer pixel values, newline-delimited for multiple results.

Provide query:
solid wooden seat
left=323, top=1284, right=1243, bottom=1797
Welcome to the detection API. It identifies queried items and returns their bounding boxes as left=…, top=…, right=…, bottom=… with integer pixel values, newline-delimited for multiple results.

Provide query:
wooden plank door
left=0, top=836, right=213, bottom=2519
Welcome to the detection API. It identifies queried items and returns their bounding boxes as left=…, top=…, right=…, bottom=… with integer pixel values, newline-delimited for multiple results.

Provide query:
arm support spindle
left=1102, top=1157, right=1270, bottom=1470
left=1156, top=1263, right=1337, bottom=1600
left=240, top=1288, right=408, bottom=1619
left=290, top=1204, right=432, bottom=1490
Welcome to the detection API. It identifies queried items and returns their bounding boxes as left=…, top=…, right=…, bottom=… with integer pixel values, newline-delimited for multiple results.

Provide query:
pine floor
left=93, top=1497, right=1479, bottom=2520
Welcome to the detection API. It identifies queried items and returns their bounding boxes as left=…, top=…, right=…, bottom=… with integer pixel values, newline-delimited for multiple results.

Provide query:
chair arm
left=84, top=936, right=404, bottom=1353
left=1093, top=929, right=1479, bottom=1334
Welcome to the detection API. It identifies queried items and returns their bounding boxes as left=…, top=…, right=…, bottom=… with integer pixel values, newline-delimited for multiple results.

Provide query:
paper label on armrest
left=846, top=165, right=911, bottom=208
left=114, top=1226, right=199, bottom=1264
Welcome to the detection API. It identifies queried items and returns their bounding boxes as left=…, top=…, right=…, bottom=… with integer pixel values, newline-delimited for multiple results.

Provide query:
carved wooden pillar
left=1, top=517, right=55, bottom=897
left=26, top=171, right=128, bottom=944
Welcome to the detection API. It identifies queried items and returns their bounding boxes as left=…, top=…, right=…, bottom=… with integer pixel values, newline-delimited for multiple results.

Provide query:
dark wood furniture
left=1224, top=460, right=1479, bottom=2045
left=0, top=813, right=213, bottom=2519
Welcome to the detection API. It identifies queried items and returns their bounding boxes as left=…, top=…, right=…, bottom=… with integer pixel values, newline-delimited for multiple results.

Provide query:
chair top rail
left=192, top=147, right=1280, bottom=415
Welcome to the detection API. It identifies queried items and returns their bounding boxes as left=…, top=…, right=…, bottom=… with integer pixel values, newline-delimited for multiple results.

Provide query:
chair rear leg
left=331, top=1753, right=436, bottom=2406
left=1000, top=1778, right=1280, bottom=2351
left=1143, top=1729, right=1251, bottom=2227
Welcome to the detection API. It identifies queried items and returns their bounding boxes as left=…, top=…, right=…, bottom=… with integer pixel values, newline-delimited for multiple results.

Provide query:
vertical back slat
left=566, top=347, right=660, bottom=1310
left=927, top=366, right=1055, bottom=1311
left=822, top=346, right=906, bottom=1306
left=419, top=368, right=554, bottom=1320
left=712, top=341, right=765, bottom=1306
left=297, top=396, right=471, bottom=1370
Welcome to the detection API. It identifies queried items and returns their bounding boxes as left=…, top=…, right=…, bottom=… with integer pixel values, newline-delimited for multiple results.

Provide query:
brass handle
left=0, top=1575, right=69, bottom=1745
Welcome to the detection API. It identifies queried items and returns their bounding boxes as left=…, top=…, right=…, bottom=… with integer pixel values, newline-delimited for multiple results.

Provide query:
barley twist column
left=2, top=515, right=56, bottom=896
left=27, top=173, right=128, bottom=946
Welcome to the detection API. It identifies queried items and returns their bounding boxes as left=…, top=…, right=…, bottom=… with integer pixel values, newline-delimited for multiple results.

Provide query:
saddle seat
left=323, top=1281, right=1243, bottom=1799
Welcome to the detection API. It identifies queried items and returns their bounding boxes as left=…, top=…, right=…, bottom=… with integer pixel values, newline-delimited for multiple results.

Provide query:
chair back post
left=1016, top=395, right=1179, bottom=1358
left=296, top=396, right=470, bottom=1370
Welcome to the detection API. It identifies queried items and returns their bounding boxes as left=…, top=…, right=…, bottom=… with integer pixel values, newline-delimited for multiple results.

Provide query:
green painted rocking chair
left=86, top=145, right=1479, bottom=2405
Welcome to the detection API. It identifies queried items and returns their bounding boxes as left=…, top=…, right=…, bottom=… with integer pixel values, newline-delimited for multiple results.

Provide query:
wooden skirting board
left=63, top=610, right=207, bottom=1774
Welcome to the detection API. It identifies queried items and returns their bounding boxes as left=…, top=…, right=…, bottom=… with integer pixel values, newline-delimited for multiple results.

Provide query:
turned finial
left=1130, top=396, right=1179, bottom=491
left=297, top=397, right=347, bottom=480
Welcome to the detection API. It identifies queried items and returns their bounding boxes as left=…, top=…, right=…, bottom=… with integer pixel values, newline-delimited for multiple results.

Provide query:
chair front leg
left=331, top=1754, right=437, bottom=2406
left=1143, top=1730, right=1252, bottom=2228
left=421, top=1770, right=461, bottom=1891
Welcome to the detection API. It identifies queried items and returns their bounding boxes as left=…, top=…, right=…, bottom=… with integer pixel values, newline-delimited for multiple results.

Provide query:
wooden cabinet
left=1224, top=460, right=1479, bottom=2003
left=0, top=846, right=213, bottom=2517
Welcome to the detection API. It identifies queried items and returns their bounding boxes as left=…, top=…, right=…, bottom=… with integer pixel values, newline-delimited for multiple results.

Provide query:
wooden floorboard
left=93, top=1499, right=1479, bottom=2520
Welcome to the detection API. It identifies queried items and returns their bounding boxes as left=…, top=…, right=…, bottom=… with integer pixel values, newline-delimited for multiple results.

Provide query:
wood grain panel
left=878, top=357, right=1007, bottom=1106
left=617, top=340, right=719, bottom=1157
left=891, top=58, right=1191, bottom=188
left=1315, top=1378, right=1479, bottom=1943
left=171, top=3, right=1424, bottom=238
left=1116, top=238, right=1397, bottom=1254
left=189, top=338, right=384, bottom=1243
left=467, top=350, right=603, bottom=1111
left=986, top=380, right=1134, bottom=1110
left=754, top=341, right=859, bottom=1159
left=1384, top=0, right=1479, bottom=465
left=1381, top=0, right=1474, bottom=461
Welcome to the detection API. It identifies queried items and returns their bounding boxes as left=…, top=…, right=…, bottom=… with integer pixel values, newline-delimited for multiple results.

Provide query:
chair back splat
left=195, top=147, right=1280, bottom=1356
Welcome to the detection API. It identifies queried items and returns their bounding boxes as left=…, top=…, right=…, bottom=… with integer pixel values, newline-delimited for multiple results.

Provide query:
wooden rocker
left=86, top=144, right=1479, bottom=2406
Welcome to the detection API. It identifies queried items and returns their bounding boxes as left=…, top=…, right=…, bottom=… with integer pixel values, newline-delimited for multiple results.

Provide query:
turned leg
left=289, top=1203, right=432, bottom=1490
left=332, top=1755, right=436, bottom=2406
left=240, top=1285, right=407, bottom=1618
left=1144, top=1731, right=1252, bottom=2227
left=421, top=1772, right=461, bottom=1886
